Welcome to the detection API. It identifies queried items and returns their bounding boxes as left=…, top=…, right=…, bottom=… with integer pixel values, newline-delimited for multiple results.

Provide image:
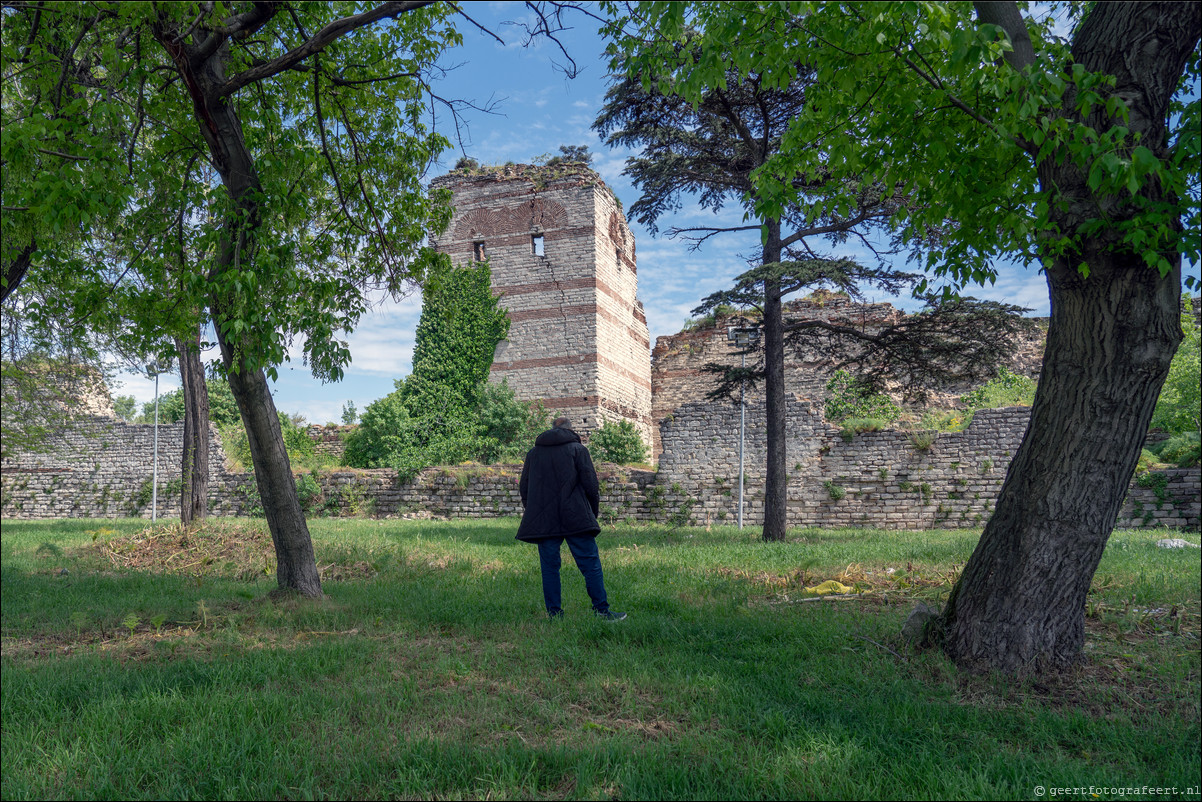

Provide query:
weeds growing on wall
left=823, top=370, right=901, bottom=424
left=1148, top=431, right=1201, bottom=468
left=341, top=262, right=548, bottom=479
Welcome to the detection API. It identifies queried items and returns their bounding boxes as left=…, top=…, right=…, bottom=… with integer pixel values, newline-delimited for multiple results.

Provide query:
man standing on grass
left=517, top=417, right=626, bottom=621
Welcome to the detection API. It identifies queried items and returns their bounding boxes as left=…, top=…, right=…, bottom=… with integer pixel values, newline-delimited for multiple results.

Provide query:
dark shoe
left=547, top=610, right=564, bottom=621
left=595, top=610, right=627, bottom=621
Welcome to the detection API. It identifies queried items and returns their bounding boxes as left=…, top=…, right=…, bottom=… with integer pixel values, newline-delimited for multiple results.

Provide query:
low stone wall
left=2, top=413, right=1197, bottom=531
left=0, top=418, right=237, bottom=519
left=653, top=399, right=1199, bottom=530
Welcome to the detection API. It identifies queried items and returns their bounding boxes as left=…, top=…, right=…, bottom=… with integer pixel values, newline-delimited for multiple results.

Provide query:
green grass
left=2, top=517, right=1199, bottom=800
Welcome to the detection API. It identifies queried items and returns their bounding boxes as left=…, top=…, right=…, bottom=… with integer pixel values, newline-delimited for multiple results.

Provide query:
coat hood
left=534, top=427, right=582, bottom=447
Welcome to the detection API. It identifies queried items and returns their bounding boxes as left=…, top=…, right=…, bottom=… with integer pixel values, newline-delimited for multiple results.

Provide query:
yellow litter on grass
left=802, top=580, right=855, bottom=596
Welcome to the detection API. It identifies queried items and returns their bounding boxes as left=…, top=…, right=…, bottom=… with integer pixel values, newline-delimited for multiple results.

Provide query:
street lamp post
left=147, top=361, right=167, bottom=524
left=727, top=325, right=761, bottom=529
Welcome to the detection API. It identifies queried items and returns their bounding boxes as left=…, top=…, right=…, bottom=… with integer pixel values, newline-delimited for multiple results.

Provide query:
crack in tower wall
left=429, top=166, right=654, bottom=448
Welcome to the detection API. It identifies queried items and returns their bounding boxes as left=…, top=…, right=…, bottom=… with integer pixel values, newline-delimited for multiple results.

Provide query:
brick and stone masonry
left=429, top=164, right=653, bottom=445
left=3, top=412, right=1197, bottom=530
left=650, top=295, right=1048, bottom=461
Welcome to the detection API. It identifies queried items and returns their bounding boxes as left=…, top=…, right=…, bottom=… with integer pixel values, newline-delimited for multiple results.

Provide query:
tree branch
left=216, top=1, right=437, bottom=98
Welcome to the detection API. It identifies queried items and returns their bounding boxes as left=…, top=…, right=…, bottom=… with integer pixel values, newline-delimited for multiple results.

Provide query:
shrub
left=343, top=388, right=484, bottom=480
left=823, top=480, right=846, bottom=501
left=217, top=422, right=250, bottom=470
left=218, top=413, right=314, bottom=472
left=588, top=419, right=647, bottom=465
left=279, top=413, right=315, bottom=463
left=961, top=367, right=1037, bottom=414
left=296, top=472, right=323, bottom=513
left=909, top=431, right=937, bottom=452
left=343, top=390, right=414, bottom=469
left=920, top=408, right=968, bottom=432
left=137, top=376, right=240, bottom=426
left=475, top=380, right=549, bottom=464
left=1157, top=431, right=1200, bottom=468
left=823, top=370, right=901, bottom=424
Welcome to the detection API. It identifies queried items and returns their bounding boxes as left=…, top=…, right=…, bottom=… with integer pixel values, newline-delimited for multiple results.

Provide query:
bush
left=218, top=422, right=251, bottom=470
left=841, top=417, right=887, bottom=434
left=279, top=413, right=315, bottom=463
left=296, top=472, right=323, bottom=513
left=920, top=408, right=969, bottom=432
left=1151, top=297, right=1200, bottom=434
left=218, top=413, right=315, bottom=472
left=136, top=376, right=240, bottom=426
left=345, top=380, right=547, bottom=479
left=475, top=380, right=549, bottom=464
left=344, top=389, right=420, bottom=470
left=588, top=419, right=647, bottom=465
left=823, top=370, right=901, bottom=424
left=961, top=367, right=1036, bottom=412
left=1136, top=448, right=1161, bottom=474
left=1157, top=431, right=1200, bottom=468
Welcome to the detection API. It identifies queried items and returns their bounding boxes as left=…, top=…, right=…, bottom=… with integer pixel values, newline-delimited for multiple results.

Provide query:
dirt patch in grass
left=72, top=522, right=386, bottom=583
left=74, top=521, right=276, bottom=580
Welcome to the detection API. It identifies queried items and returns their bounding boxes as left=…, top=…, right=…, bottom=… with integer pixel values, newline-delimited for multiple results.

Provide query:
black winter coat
left=516, top=427, right=601, bottom=541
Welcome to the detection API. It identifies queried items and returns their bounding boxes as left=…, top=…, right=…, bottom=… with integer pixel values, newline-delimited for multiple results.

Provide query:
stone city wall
left=1, top=417, right=245, bottom=519
left=3, top=412, right=1196, bottom=531
left=649, top=296, right=1047, bottom=461
left=654, top=399, right=1199, bottom=530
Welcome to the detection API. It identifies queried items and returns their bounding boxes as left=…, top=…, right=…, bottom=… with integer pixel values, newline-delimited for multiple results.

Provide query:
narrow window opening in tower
left=473, top=241, right=487, bottom=262
left=532, top=234, right=545, bottom=257
left=615, top=247, right=622, bottom=268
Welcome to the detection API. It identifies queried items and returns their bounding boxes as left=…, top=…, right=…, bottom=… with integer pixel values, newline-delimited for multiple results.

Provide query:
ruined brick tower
left=429, top=164, right=653, bottom=446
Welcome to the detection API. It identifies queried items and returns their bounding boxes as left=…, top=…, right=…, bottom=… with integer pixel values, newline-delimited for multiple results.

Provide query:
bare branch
left=217, top=1, right=437, bottom=98
left=448, top=2, right=505, bottom=45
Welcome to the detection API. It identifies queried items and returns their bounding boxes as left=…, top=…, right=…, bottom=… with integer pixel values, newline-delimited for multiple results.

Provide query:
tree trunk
left=940, top=1, right=1195, bottom=672
left=216, top=323, right=323, bottom=598
left=175, top=326, right=210, bottom=526
left=154, top=21, right=322, bottom=598
left=761, top=219, right=788, bottom=542
left=940, top=254, right=1180, bottom=671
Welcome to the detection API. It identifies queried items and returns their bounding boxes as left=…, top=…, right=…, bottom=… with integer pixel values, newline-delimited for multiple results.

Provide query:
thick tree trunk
left=175, top=326, right=210, bottom=526
left=154, top=21, right=322, bottom=598
left=941, top=254, right=1180, bottom=671
left=941, top=1, right=1195, bottom=672
left=216, top=323, right=322, bottom=598
left=761, top=220, right=788, bottom=542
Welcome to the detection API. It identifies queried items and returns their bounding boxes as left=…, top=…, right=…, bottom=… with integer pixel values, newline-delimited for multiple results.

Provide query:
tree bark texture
left=941, top=1, right=1197, bottom=672
left=154, top=21, right=322, bottom=598
left=761, top=219, right=788, bottom=542
left=175, top=326, right=210, bottom=526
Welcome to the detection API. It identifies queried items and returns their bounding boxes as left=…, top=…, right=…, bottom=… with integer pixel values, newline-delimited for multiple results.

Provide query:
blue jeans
left=536, top=536, right=609, bottom=615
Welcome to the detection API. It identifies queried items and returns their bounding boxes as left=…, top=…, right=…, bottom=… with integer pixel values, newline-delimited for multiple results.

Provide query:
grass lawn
left=2, top=517, right=1199, bottom=800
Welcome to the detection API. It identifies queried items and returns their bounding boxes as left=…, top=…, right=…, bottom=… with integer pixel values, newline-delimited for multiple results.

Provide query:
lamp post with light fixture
left=727, top=325, right=761, bottom=529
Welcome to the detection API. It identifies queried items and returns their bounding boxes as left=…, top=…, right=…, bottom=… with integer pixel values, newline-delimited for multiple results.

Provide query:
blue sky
left=113, top=2, right=1199, bottom=424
